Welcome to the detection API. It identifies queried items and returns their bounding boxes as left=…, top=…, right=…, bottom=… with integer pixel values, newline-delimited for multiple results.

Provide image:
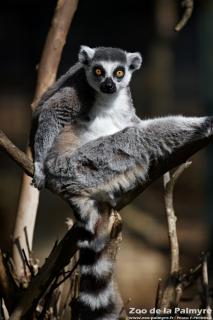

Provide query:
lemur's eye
left=114, top=68, right=125, bottom=79
left=116, top=70, right=124, bottom=78
left=95, top=68, right=102, bottom=76
left=93, top=66, right=105, bottom=77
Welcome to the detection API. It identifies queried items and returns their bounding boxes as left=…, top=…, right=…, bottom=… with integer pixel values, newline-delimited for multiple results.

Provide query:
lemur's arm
left=31, top=86, right=81, bottom=190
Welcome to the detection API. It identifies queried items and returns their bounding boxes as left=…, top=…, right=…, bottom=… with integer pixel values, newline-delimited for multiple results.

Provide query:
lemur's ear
left=126, top=52, right=142, bottom=71
left=79, top=45, right=95, bottom=65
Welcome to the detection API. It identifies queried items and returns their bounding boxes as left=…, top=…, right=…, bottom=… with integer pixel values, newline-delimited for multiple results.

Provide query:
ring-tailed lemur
left=31, top=46, right=142, bottom=320
left=31, top=46, right=142, bottom=190
left=31, top=46, right=213, bottom=320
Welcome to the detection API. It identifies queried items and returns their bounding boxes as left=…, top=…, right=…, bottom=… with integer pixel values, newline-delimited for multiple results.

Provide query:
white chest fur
left=81, top=89, right=134, bottom=144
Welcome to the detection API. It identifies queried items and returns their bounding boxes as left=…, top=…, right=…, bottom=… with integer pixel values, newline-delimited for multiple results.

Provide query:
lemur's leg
left=137, top=115, right=212, bottom=163
left=69, top=197, right=121, bottom=320
left=45, top=115, right=213, bottom=204
left=31, top=87, right=78, bottom=189
left=32, top=108, right=60, bottom=189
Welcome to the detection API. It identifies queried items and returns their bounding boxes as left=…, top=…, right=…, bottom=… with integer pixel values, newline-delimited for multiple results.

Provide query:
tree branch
left=159, top=163, right=191, bottom=310
left=0, top=251, right=18, bottom=313
left=175, top=0, right=194, bottom=32
left=9, top=212, right=123, bottom=319
left=32, top=0, right=79, bottom=108
left=163, top=162, right=191, bottom=274
left=201, top=253, right=211, bottom=319
left=13, top=0, right=79, bottom=279
left=0, top=130, right=33, bottom=177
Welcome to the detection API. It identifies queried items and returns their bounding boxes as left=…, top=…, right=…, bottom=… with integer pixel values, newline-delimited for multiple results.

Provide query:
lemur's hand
left=32, top=162, right=46, bottom=190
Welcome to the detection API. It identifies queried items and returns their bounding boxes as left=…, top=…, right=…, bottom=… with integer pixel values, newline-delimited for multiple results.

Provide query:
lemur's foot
left=31, top=162, right=46, bottom=190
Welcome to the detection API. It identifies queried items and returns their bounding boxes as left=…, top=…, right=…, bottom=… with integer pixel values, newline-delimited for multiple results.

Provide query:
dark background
left=0, top=0, right=213, bottom=308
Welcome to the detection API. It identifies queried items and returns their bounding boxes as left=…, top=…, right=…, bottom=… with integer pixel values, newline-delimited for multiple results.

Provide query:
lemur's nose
left=100, top=77, right=116, bottom=94
left=105, top=77, right=114, bottom=88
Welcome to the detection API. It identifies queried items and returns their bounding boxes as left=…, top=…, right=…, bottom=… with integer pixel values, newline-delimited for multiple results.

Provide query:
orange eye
left=116, top=70, right=124, bottom=78
left=95, top=68, right=102, bottom=76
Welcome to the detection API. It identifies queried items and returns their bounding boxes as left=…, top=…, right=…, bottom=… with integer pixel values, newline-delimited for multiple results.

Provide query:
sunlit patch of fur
left=90, top=163, right=147, bottom=204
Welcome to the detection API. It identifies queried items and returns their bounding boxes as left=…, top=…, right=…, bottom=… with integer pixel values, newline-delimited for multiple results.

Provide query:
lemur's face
left=79, top=46, right=142, bottom=94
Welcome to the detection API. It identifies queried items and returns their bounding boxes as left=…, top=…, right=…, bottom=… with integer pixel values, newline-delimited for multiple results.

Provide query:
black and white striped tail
left=78, top=245, right=119, bottom=319
left=71, top=198, right=121, bottom=320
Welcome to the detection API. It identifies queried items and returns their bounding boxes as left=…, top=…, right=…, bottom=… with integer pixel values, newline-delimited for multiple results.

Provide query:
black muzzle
left=100, top=77, right=116, bottom=94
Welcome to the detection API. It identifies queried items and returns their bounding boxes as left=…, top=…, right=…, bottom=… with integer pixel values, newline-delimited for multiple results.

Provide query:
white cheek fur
left=115, top=68, right=131, bottom=89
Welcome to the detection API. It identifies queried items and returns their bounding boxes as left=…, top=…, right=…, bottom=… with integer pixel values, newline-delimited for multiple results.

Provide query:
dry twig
left=175, top=0, right=194, bottom=32
left=160, top=162, right=191, bottom=309
left=0, top=251, right=18, bottom=312
left=201, top=253, right=212, bottom=319
left=0, top=130, right=33, bottom=177
left=9, top=211, right=123, bottom=319
left=163, top=162, right=192, bottom=273
left=155, top=279, right=163, bottom=309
